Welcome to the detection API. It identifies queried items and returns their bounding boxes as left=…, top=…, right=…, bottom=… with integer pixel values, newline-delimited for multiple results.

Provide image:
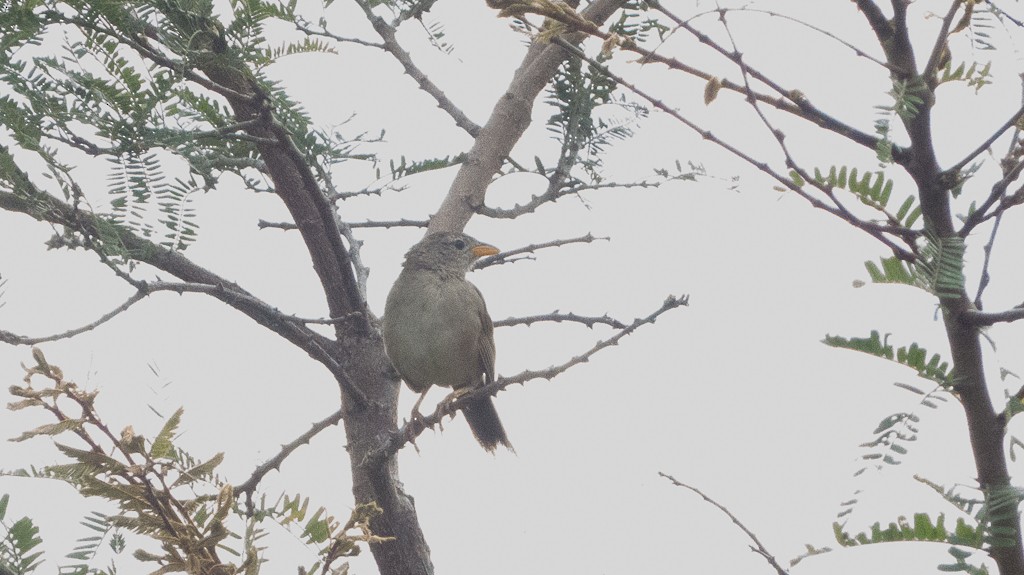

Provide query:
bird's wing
left=472, top=283, right=496, bottom=385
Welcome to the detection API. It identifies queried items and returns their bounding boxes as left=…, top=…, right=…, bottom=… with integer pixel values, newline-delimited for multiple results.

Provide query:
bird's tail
left=462, top=395, right=514, bottom=453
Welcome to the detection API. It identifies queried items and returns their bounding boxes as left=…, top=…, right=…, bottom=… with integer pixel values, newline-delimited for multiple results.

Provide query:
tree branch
left=659, top=473, right=789, bottom=575
left=428, top=0, right=629, bottom=234
left=958, top=158, right=1024, bottom=236
left=371, top=294, right=690, bottom=458
left=477, top=233, right=607, bottom=268
left=0, top=167, right=368, bottom=410
left=550, top=38, right=917, bottom=260
left=963, top=306, right=1024, bottom=326
left=493, top=311, right=627, bottom=329
left=352, top=0, right=482, bottom=137
left=236, top=406, right=345, bottom=499
left=0, top=282, right=205, bottom=345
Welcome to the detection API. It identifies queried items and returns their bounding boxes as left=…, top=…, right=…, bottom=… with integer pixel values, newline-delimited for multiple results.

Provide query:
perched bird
left=382, top=232, right=513, bottom=452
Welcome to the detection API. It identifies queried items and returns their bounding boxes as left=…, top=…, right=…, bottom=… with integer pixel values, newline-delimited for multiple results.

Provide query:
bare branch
left=720, top=8, right=891, bottom=69
left=353, top=0, right=482, bottom=137
left=477, top=233, right=608, bottom=268
left=922, top=1, right=963, bottom=82
left=371, top=294, right=690, bottom=458
left=0, top=283, right=199, bottom=345
left=293, top=19, right=386, bottom=49
left=945, top=105, right=1024, bottom=176
left=988, top=0, right=1024, bottom=28
left=974, top=211, right=1004, bottom=308
left=963, top=306, right=1024, bottom=326
left=236, top=406, right=345, bottom=499
left=493, top=311, right=627, bottom=329
left=476, top=188, right=583, bottom=218
left=959, top=159, right=1024, bottom=236
left=0, top=179, right=369, bottom=410
left=659, top=473, right=789, bottom=575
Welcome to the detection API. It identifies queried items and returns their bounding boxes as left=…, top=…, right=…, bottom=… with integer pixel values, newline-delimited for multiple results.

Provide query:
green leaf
left=150, top=407, right=184, bottom=460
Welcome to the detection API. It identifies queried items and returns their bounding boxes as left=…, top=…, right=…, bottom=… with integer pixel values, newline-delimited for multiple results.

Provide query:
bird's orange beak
left=472, top=244, right=499, bottom=257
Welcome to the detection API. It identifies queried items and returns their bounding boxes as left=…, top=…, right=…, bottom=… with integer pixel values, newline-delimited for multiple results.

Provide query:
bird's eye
left=452, top=239, right=467, bottom=250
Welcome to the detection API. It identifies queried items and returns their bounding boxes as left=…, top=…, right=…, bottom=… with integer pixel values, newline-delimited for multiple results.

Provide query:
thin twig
left=712, top=7, right=891, bottom=69
left=659, top=473, right=789, bottom=575
left=493, top=311, right=627, bottom=329
left=235, top=406, right=346, bottom=498
left=945, top=105, right=1024, bottom=176
left=477, top=233, right=608, bottom=268
left=0, top=282, right=238, bottom=345
left=922, top=1, right=965, bottom=81
left=960, top=159, right=1024, bottom=236
left=352, top=0, right=482, bottom=137
left=974, top=211, right=1003, bottom=308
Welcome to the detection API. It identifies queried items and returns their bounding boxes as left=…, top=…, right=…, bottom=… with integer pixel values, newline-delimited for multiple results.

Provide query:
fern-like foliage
left=805, top=165, right=922, bottom=227
left=834, top=512, right=966, bottom=546
left=939, top=60, right=993, bottom=93
left=918, top=229, right=967, bottom=300
left=863, top=229, right=966, bottom=300
left=823, top=330, right=951, bottom=387
left=0, top=494, right=44, bottom=574
left=965, top=3, right=998, bottom=52
left=833, top=511, right=991, bottom=574
left=542, top=4, right=653, bottom=184
left=545, top=54, right=640, bottom=182
left=873, top=77, right=927, bottom=164
left=0, top=1, right=379, bottom=259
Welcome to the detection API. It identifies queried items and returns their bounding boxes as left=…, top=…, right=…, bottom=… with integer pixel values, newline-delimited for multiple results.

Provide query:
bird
left=382, top=231, right=514, bottom=452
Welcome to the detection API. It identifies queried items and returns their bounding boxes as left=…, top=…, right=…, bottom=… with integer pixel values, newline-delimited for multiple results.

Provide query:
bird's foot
left=402, top=409, right=428, bottom=453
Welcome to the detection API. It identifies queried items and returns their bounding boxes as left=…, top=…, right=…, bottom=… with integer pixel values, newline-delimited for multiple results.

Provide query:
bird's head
left=403, top=232, right=499, bottom=278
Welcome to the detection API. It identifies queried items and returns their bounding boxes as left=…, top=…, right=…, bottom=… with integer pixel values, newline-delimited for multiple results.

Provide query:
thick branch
left=963, top=306, right=1024, bottom=326
left=0, top=171, right=368, bottom=409
left=428, top=0, right=629, bottom=233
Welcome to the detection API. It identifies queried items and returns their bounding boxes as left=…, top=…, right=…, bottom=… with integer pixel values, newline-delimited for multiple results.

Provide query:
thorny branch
left=659, top=472, right=789, bottom=575
left=493, top=311, right=627, bottom=329
left=236, top=406, right=346, bottom=501
left=0, top=282, right=216, bottom=345
left=477, top=233, right=607, bottom=268
left=369, top=294, right=690, bottom=459
left=351, top=0, right=483, bottom=137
